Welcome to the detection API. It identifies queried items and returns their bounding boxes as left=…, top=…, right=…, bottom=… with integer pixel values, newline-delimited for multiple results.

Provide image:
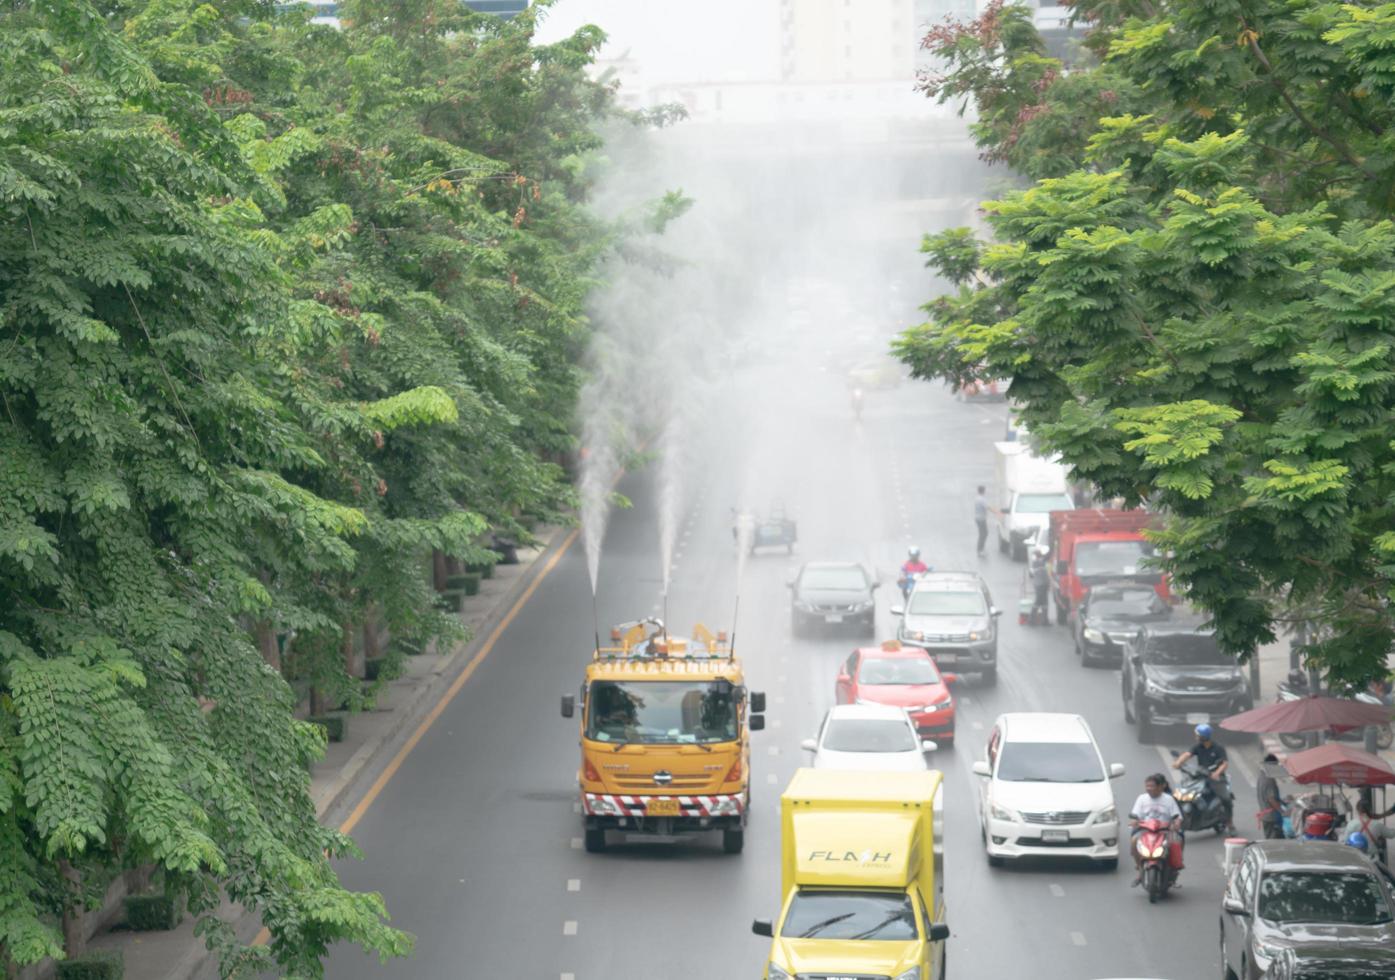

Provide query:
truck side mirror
left=927, top=922, right=950, bottom=942
left=749, top=714, right=766, bottom=732
left=750, top=691, right=767, bottom=713
left=751, top=919, right=774, bottom=938
left=1055, top=559, right=1068, bottom=574
left=560, top=694, right=575, bottom=719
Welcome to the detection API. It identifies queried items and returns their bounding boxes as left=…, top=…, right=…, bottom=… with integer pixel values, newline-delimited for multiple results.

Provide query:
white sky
left=534, top=0, right=782, bottom=83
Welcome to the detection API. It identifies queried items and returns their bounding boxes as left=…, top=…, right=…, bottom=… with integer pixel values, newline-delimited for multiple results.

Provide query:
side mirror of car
left=750, top=691, right=767, bottom=713
left=560, top=694, right=575, bottom=719
left=752, top=919, right=774, bottom=938
left=1222, top=895, right=1249, bottom=917
left=749, top=714, right=766, bottom=732
left=1109, top=762, right=1126, bottom=779
left=927, top=922, right=951, bottom=942
left=921, top=740, right=939, bottom=753
left=890, top=605, right=905, bottom=617
left=972, top=761, right=991, bottom=777
left=990, top=607, right=1002, bottom=618
left=800, top=738, right=818, bottom=753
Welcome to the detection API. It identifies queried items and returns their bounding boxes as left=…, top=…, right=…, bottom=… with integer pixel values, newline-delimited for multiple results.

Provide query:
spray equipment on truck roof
left=593, top=617, right=733, bottom=662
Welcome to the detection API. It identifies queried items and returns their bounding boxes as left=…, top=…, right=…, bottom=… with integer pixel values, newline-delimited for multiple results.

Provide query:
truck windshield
left=1075, top=540, right=1153, bottom=578
left=1014, top=493, right=1074, bottom=514
left=585, top=680, right=738, bottom=744
left=781, top=890, right=918, bottom=941
left=908, top=590, right=984, bottom=616
left=996, top=742, right=1104, bottom=782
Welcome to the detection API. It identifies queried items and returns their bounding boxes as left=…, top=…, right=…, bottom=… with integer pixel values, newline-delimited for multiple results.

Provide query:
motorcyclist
left=1028, top=545, right=1051, bottom=625
left=898, top=546, right=929, bottom=598
left=851, top=387, right=865, bottom=420
left=1129, top=772, right=1183, bottom=887
left=1173, top=724, right=1236, bottom=835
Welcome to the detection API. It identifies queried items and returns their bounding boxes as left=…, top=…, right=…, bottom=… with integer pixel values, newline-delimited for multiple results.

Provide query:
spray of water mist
left=656, top=414, right=684, bottom=597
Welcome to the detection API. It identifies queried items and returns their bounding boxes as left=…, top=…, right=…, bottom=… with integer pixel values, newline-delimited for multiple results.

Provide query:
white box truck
left=993, top=442, right=1074, bottom=561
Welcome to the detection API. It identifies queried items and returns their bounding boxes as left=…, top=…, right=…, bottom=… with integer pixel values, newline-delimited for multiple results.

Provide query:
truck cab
left=1046, top=508, right=1166, bottom=623
left=753, top=769, right=948, bottom=980
left=992, top=441, right=1074, bottom=560
left=561, top=619, right=764, bottom=854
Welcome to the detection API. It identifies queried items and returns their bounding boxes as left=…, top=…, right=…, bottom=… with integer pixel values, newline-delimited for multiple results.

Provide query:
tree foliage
left=1, top=0, right=624, bottom=973
left=899, top=0, right=1395, bottom=684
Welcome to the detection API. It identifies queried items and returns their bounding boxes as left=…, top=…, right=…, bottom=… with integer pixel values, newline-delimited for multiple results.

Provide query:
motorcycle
left=1134, top=818, right=1181, bottom=904
left=1276, top=673, right=1394, bottom=750
left=1171, top=755, right=1232, bottom=834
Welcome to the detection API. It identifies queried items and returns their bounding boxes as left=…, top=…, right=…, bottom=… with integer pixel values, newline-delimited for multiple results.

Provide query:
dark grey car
left=788, top=561, right=877, bottom=637
left=1222, top=841, right=1395, bottom=980
left=1121, top=613, right=1252, bottom=742
left=1073, top=581, right=1171, bottom=668
left=1263, top=942, right=1395, bottom=979
left=891, top=571, right=1001, bottom=685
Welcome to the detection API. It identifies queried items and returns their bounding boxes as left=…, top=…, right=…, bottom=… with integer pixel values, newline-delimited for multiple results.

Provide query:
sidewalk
left=65, top=526, right=570, bottom=980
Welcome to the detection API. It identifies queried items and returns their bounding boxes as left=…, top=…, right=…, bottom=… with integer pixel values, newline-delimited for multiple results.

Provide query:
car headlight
left=929, top=694, right=953, bottom=708
left=894, top=968, right=922, bottom=980
left=1255, top=941, right=1283, bottom=965
left=853, top=598, right=875, bottom=611
left=1095, top=805, right=1116, bottom=824
left=1083, top=627, right=1105, bottom=643
left=901, top=704, right=926, bottom=713
left=989, top=802, right=1018, bottom=822
left=1144, top=677, right=1167, bottom=697
left=767, top=963, right=793, bottom=980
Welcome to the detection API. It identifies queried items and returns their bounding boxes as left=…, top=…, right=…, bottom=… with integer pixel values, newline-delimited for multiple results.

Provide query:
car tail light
left=583, top=757, right=601, bottom=783
left=724, top=758, right=743, bottom=783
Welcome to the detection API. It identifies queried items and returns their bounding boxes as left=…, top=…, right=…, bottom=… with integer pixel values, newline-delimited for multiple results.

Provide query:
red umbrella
left=1219, top=695, right=1389, bottom=735
left=1283, top=742, right=1395, bottom=786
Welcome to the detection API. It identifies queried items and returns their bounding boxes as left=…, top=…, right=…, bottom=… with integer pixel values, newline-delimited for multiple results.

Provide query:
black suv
left=1121, top=613, right=1252, bottom=742
left=788, top=561, right=878, bottom=637
left=1074, top=581, right=1171, bottom=668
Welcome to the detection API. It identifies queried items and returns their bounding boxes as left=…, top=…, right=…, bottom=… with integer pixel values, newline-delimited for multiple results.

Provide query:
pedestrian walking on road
left=974, top=485, right=989, bottom=556
left=1256, top=753, right=1286, bottom=840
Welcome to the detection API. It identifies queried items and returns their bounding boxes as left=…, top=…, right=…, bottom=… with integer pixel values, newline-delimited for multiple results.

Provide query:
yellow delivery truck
left=753, top=769, right=948, bottom=980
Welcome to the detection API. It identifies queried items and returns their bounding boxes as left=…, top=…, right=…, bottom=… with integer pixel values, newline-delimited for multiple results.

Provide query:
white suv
left=974, top=712, right=1125, bottom=869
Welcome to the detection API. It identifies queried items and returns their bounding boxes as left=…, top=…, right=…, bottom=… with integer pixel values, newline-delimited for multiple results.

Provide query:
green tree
left=898, top=0, right=1395, bottom=685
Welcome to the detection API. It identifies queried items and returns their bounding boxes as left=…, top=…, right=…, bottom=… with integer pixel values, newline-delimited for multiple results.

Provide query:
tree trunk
left=363, top=606, right=380, bottom=665
left=432, top=549, right=448, bottom=591
left=58, top=859, right=84, bottom=958
left=256, top=619, right=280, bottom=672
left=342, top=619, right=356, bottom=678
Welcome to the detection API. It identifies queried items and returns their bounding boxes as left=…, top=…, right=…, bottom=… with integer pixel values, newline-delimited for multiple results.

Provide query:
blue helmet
left=1346, top=831, right=1370, bottom=851
left=1195, top=723, right=1214, bottom=740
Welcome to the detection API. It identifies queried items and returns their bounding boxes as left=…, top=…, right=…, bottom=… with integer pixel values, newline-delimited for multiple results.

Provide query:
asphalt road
left=323, top=335, right=1259, bottom=979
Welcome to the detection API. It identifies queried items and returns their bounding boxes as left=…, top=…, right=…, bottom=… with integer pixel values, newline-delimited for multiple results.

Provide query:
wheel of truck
left=1135, top=700, right=1154, bottom=743
left=723, top=827, right=745, bottom=854
left=584, top=827, right=607, bottom=853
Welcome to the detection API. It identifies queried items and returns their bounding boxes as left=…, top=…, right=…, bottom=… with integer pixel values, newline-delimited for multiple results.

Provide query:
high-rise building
left=779, top=0, right=918, bottom=83
left=463, top=0, right=529, bottom=17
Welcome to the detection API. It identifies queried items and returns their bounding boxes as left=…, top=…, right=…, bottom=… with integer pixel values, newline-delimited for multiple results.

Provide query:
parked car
left=835, top=642, right=957, bottom=747
left=1121, top=613, right=1252, bottom=742
left=1222, top=841, right=1395, bottom=980
left=1074, top=581, right=1172, bottom=667
left=973, top=712, right=1125, bottom=869
left=800, top=703, right=936, bottom=771
left=1263, top=942, right=1395, bottom=979
left=788, top=561, right=878, bottom=637
left=892, top=571, right=1001, bottom=685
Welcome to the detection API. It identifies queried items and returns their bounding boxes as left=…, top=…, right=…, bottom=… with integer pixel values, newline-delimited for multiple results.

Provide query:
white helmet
left=1034, top=544, right=1050, bottom=558
left=908, top=545, right=921, bottom=559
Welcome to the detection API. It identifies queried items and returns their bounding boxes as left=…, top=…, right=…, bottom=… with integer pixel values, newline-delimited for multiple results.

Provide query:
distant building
left=463, top=0, right=529, bottom=17
left=779, top=0, right=919, bottom=83
left=273, top=0, right=339, bottom=28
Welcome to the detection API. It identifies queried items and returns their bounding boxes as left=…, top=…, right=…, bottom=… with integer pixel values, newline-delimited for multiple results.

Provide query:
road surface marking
left=572, top=801, right=581, bottom=814
left=567, top=879, right=580, bottom=892
left=771, top=719, right=783, bottom=729
left=1069, top=931, right=1086, bottom=946
left=959, top=696, right=972, bottom=706
left=780, top=655, right=789, bottom=663
left=338, top=527, right=580, bottom=838
left=971, top=721, right=984, bottom=730
left=767, top=774, right=778, bottom=784
left=1049, top=884, right=1064, bottom=898
left=778, top=675, right=787, bottom=683
left=768, top=746, right=780, bottom=756
left=563, top=920, right=578, bottom=936
left=775, top=695, right=786, bottom=704
left=570, top=837, right=582, bottom=850
left=563, top=974, right=576, bottom=980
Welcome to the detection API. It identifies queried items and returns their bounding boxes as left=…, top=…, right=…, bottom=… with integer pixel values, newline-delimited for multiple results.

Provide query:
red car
left=835, top=641, right=957, bottom=747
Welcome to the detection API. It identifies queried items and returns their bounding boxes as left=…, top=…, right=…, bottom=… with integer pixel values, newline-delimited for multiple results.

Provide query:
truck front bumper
left=582, top=792, right=744, bottom=833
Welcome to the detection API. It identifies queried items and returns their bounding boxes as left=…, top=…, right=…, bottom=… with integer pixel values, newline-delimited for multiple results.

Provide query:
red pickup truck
left=1047, top=509, right=1167, bottom=623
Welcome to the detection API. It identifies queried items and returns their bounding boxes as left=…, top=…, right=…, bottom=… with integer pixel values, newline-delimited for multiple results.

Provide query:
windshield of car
left=996, top=741, right=1104, bottom=782
left=585, top=680, right=738, bottom=744
left=1087, top=588, right=1167, bottom=620
left=780, top=890, right=918, bottom=941
left=908, top=589, right=985, bottom=616
left=1075, top=540, right=1153, bottom=578
left=800, top=566, right=867, bottom=591
left=1014, top=493, right=1074, bottom=514
left=822, top=718, right=917, bottom=753
left=859, top=657, right=940, bottom=686
left=1258, top=872, right=1393, bottom=926
left=1143, top=632, right=1229, bottom=665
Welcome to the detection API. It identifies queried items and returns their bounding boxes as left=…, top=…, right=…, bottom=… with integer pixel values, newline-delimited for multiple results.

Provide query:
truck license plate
left=1186, top=713, right=1211, bottom=725
left=825, top=614, right=844, bottom=624
left=646, top=799, right=680, bottom=817
left=1042, top=829, right=1069, bottom=842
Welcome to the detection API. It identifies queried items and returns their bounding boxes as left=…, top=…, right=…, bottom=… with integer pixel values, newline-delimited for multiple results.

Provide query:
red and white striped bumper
left=582, top=792, right=744, bottom=818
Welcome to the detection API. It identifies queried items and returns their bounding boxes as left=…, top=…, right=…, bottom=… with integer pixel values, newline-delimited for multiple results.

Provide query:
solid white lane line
left=778, top=675, right=787, bottom=683
left=572, top=802, right=581, bottom=814
left=567, top=879, right=581, bottom=892
left=1049, top=884, right=1064, bottom=898
left=1069, top=931, right=1086, bottom=946
left=563, top=921, right=578, bottom=936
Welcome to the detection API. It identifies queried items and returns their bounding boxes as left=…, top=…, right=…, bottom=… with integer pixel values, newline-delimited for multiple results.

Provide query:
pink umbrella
left=1283, top=742, right=1395, bottom=786
left=1219, top=695, right=1389, bottom=735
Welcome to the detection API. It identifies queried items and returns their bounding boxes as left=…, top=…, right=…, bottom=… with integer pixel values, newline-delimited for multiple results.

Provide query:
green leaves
left=1116, top=400, right=1242, bottom=499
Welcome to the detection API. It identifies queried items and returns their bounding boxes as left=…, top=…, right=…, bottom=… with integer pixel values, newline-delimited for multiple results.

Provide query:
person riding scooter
left=1173, top=724, right=1236, bottom=835
left=898, top=546, right=929, bottom=599
left=1130, top=773, right=1183, bottom=887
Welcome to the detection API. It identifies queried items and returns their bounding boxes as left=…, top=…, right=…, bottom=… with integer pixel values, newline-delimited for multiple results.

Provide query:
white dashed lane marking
left=570, top=838, right=582, bottom=850
left=768, top=746, right=780, bottom=756
left=1049, top=884, right=1064, bottom=898
left=567, top=879, right=580, bottom=892
left=1069, top=931, right=1087, bottom=946
left=767, top=774, right=779, bottom=784
left=563, top=921, right=578, bottom=936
